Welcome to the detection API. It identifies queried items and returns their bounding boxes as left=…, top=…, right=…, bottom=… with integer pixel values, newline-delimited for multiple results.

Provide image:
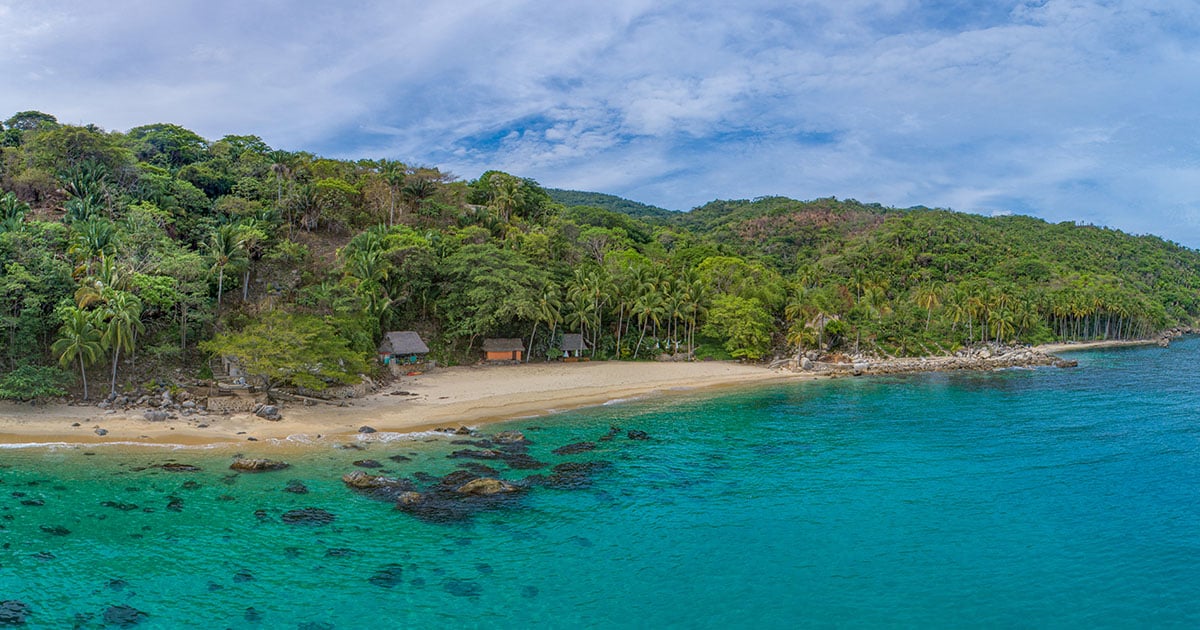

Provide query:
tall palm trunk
left=79, top=356, right=90, bottom=401
left=109, top=345, right=121, bottom=396
left=526, top=321, right=538, bottom=363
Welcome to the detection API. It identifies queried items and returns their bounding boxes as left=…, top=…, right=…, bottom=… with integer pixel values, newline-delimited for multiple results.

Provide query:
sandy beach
left=0, top=361, right=800, bottom=449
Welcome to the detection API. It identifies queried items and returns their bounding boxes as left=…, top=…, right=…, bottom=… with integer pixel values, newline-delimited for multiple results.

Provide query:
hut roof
left=482, top=338, right=526, bottom=352
left=379, top=331, right=429, bottom=355
left=561, top=333, right=589, bottom=351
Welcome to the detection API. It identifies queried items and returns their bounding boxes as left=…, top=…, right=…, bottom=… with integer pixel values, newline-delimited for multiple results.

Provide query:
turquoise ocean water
left=2, top=339, right=1199, bottom=628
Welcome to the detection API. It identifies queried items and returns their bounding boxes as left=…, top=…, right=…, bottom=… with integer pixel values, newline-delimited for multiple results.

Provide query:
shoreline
left=0, top=338, right=1170, bottom=451
left=0, top=361, right=804, bottom=451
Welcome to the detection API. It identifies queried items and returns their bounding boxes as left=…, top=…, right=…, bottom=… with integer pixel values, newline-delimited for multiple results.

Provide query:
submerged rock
left=367, top=564, right=405, bottom=588
left=39, top=525, right=70, bottom=536
left=280, top=508, right=336, bottom=525
left=0, top=600, right=30, bottom=626
left=627, top=430, right=650, bottom=440
left=552, top=441, right=596, bottom=455
left=499, top=453, right=548, bottom=470
left=448, top=449, right=504, bottom=460
left=352, top=459, right=383, bottom=468
left=230, top=458, right=289, bottom=472
left=443, top=578, right=482, bottom=598
left=102, top=604, right=148, bottom=627
left=283, top=480, right=310, bottom=494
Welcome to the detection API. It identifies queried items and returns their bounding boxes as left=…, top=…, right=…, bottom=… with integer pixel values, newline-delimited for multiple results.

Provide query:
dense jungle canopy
left=2, top=111, right=1198, bottom=399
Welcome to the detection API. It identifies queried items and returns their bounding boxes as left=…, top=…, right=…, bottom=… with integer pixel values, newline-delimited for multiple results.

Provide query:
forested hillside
left=2, top=110, right=1198, bottom=400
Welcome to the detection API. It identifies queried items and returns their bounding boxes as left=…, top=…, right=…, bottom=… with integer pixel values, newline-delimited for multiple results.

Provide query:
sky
left=2, top=0, right=1200, bottom=245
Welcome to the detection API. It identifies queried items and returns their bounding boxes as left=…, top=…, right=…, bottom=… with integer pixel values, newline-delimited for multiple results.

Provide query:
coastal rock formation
left=230, top=458, right=289, bottom=472
left=789, top=344, right=1071, bottom=376
left=455, top=477, right=521, bottom=496
left=492, top=431, right=528, bottom=444
left=342, top=470, right=412, bottom=490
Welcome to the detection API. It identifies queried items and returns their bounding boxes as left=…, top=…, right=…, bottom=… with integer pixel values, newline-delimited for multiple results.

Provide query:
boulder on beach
left=254, top=405, right=281, bottom=421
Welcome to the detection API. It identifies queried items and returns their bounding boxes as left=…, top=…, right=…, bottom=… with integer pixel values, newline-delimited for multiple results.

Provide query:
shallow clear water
left=3, top=340, right=1199, bottom=628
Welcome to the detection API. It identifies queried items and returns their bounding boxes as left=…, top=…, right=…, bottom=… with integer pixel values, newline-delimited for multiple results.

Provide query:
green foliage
left=0, top=364, right=69, bottom=401
left=199, top=310, right=366, bottom=394
left=702, top=295, right=774, bottom=360
left=126, top=123, right=208, bottom=169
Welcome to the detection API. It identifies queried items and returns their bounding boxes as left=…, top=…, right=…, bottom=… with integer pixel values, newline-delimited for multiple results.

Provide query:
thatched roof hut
left=483, top=338, right=525, bottom=362
left=561, top=333, right=589, bottom=357
left=378, top=331, right=429, bottom=364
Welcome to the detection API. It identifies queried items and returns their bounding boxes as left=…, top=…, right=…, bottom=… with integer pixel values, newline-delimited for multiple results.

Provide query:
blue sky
left=3, top=1, right=1200, bottom=245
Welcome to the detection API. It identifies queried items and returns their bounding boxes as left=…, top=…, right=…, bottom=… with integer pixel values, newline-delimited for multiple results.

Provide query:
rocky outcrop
left=455, top=477, right=521, bottom=496
left=230, top=458, right=289, bottom=472
left=492, top=431, right=528, bottom=444
left=788, top=344, right=1069, bottom=376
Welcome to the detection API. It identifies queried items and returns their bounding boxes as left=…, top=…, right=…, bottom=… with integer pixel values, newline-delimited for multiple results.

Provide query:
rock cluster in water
left=340, top=426, right=649, bottom=523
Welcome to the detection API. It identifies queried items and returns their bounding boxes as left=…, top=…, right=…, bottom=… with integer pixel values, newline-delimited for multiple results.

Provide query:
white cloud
left=2, top=0, right=1200, bottom=243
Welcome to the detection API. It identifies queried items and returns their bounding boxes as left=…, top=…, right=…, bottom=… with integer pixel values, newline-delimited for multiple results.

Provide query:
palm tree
left=401, top=178, right=437, bottom=219
left=52, top=308, right=105, bottom=401
left=631, top=291, right=664, bottom=359
left=269, top=151, right=294, bottom=237
left=101, top=291, right=145, bottom=396
left=377, top=159, right=405, bottom=227
left=915, top=283, right=942, bottom=331
left=528, top=284, right=562, bottom=362
left=206, top=225, right=247, bottom=307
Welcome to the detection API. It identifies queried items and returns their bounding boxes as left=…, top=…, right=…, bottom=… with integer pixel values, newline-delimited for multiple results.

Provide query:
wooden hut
left=561, top=333, right=589, bottom=358
left=483, top=338, right=525, bottom=362
left=378, top=331, right=430, bottom=365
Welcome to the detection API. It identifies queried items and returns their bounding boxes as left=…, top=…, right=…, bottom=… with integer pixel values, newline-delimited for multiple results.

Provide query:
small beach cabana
left=561, top=333, right=589, bottom=358
left=483, top=338, right=525, bottom=362
left=378, top=331, right=430, bottom=365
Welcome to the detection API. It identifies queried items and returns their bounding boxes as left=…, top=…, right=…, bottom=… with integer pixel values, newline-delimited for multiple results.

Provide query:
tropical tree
left=100, top=290, right=145, bottom=396
left=915, top=283, right=942, bottom=331
left=206, top=225, right=247, bottom=307
left=51, top=308, right=105, bottom=400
